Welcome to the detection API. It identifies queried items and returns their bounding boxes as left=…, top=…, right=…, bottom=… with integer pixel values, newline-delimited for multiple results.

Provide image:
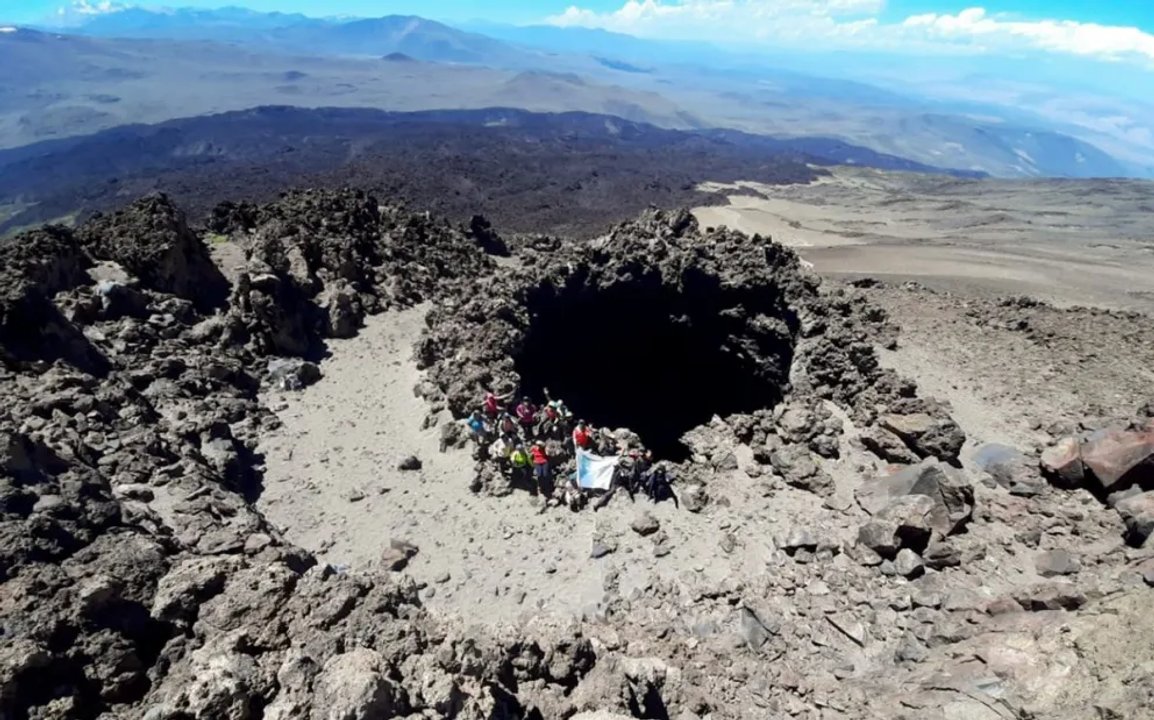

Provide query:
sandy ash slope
left=2, top=184, right=1154, bottom=720
left=256, top=304, right=868, bottom=627
left=694, top=168, right=1154, bottom=312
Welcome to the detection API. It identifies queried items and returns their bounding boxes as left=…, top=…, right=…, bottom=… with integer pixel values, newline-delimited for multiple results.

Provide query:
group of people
left=466, top=388, right=676, bottom=509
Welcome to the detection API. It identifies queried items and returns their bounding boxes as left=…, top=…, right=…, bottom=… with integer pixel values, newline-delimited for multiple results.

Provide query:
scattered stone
left=1014, top=582, right=1087, bottom=611
left=894, top=640, right=928, bottom=663
left=912, top=590, right=943, bottom=609
left=397, top=455, right=423, bottom=471
left=381, top=538, right=419, bottom=571
left=345, top=488, right=366, bottom=502
left=922, top=541, right=962, bottom=570
left=825, top=615, right=866, bottom=647
left=1114, top=492, right=1154, bottom=547
left=857, top=520, right=903, bottom=559
left=778, top=528, right=818, bottom=555
left=720, top=533, right=737, bottom=554
left=651, top=530, right=672, bottom=558
left=591, top=541, right=617, bottom=559
left=985, top=597, right=1024, bottom=616
left=894, top=548, right=926, bottom=578
left=847, top=543, right=884, bottom=567
left=739, top=606, right=778, bottom=650
left=1035, top=549, right=1081, bottom=577
left=631, top=512, right=661, bottom=536
left=1139, top=560, right=1154, bottom=587
left=682, top=484, right=709, bottom=513
left=267, top=357, right=322, bottom=391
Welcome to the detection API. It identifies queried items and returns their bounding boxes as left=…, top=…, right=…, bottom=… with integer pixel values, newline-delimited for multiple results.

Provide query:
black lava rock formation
left=418, top=208, right=920, bottom=465
left=0, top=189, right=975, bottom=719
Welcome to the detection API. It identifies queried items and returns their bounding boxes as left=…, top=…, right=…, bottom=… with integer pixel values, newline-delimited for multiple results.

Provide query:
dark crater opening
left=516, top=273, right=796, bottom=460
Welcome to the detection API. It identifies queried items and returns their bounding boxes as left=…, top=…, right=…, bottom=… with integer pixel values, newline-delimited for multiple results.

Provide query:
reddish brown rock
left=1079, top=427, right=1154, bottom=491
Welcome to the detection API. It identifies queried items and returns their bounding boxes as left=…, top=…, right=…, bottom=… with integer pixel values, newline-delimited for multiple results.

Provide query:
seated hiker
left=530, top=442, right=551, bottom=494
left=515, top=397, right=538, bottom=435
left=644, top=463, right=677, bottom=506
left=625, top=448, right=652, bottom=495
left=572, top=421, right=593, bottom=450
left=559, top=471, right=587, bottom=510
left=509, top=443, right=530, bottom=487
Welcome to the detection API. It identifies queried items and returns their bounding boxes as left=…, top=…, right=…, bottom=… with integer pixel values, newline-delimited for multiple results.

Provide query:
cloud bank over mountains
left=547, top=1, right=1154, bottom=68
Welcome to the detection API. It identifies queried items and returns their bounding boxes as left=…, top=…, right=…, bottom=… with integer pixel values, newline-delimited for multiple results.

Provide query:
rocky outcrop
left=80, top=193, right=229, bottom=311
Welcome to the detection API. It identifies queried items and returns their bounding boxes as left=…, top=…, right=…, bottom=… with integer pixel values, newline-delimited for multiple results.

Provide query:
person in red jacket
left=483, top=388, right=513, bottom=418
left=572, top=421, right=593, bottom=450
left=530, top=442, right=551, bottom=493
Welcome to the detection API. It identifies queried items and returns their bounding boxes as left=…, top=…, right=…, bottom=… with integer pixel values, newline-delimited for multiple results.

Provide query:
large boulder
left=880, top=412, right=966, bottom=464
left=857, top=494, right=936, bottom=559
left=267, top=358, right=322, bottom=391
left=1079, top=427, right=1154, bottom=492
left=769, top=443, right=835, bottom=497
left=79, top=193, right=228, bottom=311
left=855, top=459, right=975, bottom=537
left=311, top=649, right=399, bottom=720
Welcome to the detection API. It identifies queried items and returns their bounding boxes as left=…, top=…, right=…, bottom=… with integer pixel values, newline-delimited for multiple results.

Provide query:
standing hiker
left=572, top=421, right=593, bottom=450
left=467, top=411, right=488, bottom=443
left=530, top=442, right=551, bottom=494
left=515, top=397, right=538, bottom=437
left=509, top=443, right=530, bottom=487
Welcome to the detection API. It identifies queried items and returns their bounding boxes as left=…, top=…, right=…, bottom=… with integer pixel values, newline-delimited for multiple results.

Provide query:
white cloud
left=60, top=1, right=128, bottom=15
left=547, top=2, right=1154, bottom=68
left=902, top=8, right=1154, bottom=64
left=550, top=0, right=883, bottom=42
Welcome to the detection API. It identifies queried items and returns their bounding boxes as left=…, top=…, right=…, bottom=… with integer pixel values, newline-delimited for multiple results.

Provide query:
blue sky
left=6, top=1, right=1154, bottom=68
left=6, top=1, right=1152, bottom=28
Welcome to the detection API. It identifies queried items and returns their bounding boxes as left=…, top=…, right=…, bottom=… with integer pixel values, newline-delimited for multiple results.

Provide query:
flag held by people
left=576, top=448, right=620, bottom=490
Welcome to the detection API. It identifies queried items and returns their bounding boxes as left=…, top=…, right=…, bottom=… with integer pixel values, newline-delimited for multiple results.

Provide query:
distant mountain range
left=0, top=27, right=701, bottom=149
left=56, top=7, right=535, bottom=65
left=4, top=5, right=1147, bottom=179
